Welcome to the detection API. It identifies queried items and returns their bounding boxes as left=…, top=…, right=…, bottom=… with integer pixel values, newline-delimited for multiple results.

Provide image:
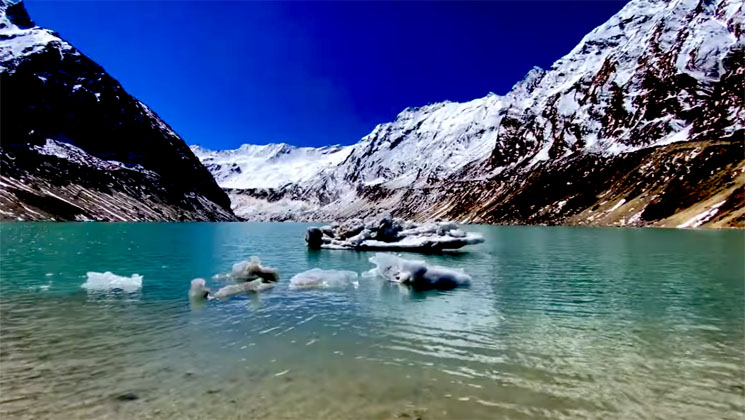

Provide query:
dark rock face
left=305, top=227, right=323, bottom=249
left=0, top=1, right=235, bottom=221
left=5, top=0, right=32, bottom=28
left=405, top=140, right=744, bottom=228
left=0, top=145, right=235, bottom=221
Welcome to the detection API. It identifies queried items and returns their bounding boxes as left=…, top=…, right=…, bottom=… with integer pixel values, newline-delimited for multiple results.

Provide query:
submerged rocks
left=115, top=392, right=139, bottom=401
left=305, top=216, right=484, bottom=252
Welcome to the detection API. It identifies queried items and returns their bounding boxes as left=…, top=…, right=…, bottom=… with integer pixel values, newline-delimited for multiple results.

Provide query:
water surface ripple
left=0, top=223, right=743, bottom=419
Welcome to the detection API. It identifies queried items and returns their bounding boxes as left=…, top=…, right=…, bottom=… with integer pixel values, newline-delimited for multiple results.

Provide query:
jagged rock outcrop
left=0, top=1, right=235, bottom=221
left=197, top=0, right=744, bottom=228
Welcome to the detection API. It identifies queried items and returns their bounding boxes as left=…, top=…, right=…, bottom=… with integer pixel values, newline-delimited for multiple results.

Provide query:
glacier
left=191, top=143, right=353, bottom=189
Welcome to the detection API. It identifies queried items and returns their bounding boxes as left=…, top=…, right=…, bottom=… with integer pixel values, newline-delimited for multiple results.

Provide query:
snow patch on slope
left=0, top=1, right=76, bottom=73
left=191, top=143, right=353, bottom=189
left=33, top=139, right=158, bottom=176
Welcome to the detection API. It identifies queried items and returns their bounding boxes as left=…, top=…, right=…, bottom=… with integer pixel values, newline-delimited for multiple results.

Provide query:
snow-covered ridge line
left=192, top=142, right=349, bottom=156
left=190, top=143, right=353, bottom=189
left=0, top=0, right=77, bottom=73
left=0, top=0, right=236, bottom=221
left=202, top=0, right=742, bottom=204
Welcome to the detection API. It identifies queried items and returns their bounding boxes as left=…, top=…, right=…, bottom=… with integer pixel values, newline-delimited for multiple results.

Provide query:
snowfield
left=191, top=143, right=353, bottom=189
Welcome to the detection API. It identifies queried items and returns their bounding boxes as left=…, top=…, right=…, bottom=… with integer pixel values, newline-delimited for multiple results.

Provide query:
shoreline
left=0, top=219, right=742, bottom=230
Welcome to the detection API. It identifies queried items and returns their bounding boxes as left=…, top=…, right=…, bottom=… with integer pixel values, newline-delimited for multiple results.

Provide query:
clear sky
left=26, top=0, right=627, bottom=150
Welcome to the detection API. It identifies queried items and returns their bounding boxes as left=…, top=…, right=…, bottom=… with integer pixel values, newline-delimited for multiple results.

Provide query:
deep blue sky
left=26, top=1, right=627, bottom=149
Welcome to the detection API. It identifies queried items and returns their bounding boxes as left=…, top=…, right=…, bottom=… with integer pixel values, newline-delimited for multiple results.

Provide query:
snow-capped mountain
left=201, top=0, right=743, bottom=227
left=0, top=0, right=235, bottom=221
left=190, top=143, right=352, bottom=189
left=318, top=0, right=743, bottom=185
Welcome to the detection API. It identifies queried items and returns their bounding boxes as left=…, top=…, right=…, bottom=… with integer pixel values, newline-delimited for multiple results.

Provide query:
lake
left=0, top=223, right=743, bottom=419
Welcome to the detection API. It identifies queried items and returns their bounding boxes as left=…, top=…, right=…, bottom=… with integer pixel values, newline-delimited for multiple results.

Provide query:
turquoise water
left=0, top=223, right=743, bottom=419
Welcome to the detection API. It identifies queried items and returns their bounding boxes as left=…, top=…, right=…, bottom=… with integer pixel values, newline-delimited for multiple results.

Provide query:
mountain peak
left=1, top=1, right=34, bottom=29
left=197, top=0, right=744, bottom=227
left=0, top=0, right=235, bottom=221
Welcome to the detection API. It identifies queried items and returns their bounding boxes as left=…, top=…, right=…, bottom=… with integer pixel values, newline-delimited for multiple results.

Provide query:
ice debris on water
left=306, top=215, right=484, bottom=252
left=82, top=271, right=142, bottom=292
left=189, top=278, right=210, bottom=300
left=230, top=256, right=279, bottom=282
left=289, top=268, right=359, bottom=290
left=189, top=277, right=275, bottom=301
left=190, top=256, right=279, bottom=301
left=213, top=280, right=275, bottom=300
left=369, top=253, right=471, bottom=290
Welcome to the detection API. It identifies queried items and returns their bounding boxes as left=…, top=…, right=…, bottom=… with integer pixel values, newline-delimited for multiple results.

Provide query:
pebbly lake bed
left=0, top=222, right=743, bottom=419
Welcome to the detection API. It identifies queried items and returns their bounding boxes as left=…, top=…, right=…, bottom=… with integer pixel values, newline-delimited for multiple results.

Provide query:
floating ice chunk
left=213, top=280, right=274, bottom=300
left=369, top=253, right=471, bottom=290
left=230, top=256, right=279, bottom=282
left=211, top=272, right=232, bottom=282
left=189, top=278, right=210, bottom=300
left=306, top=216, right=484, bottom=252
left=205, top=257, right=278, bottom=301
left=82, top=271, right=142, bottom=292
left=289, top=268, right=359, bottom=290
left=368, top=253, right=403, bottom=282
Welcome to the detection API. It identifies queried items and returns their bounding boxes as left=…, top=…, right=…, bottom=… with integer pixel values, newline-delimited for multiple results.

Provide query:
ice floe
left=289, top=268, right=359, bottom=290
left=213, top=280, right=275, bottom=300
left=230, top=256, right=279, bottom=282
left=306, top=216, right=484, bottom=252
left=191, top=257, right=279, bottom=301
left=189, top=278, right=210, bottom=300
left=82, top=271, right=142, bottom=292
left=368, top=253, right=471, bottom=290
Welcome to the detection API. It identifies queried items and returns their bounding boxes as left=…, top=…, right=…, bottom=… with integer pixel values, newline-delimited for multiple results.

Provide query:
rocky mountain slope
left=199, top=0, right=743, bottom=228
left=0, top=1, right=235, bottom=221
